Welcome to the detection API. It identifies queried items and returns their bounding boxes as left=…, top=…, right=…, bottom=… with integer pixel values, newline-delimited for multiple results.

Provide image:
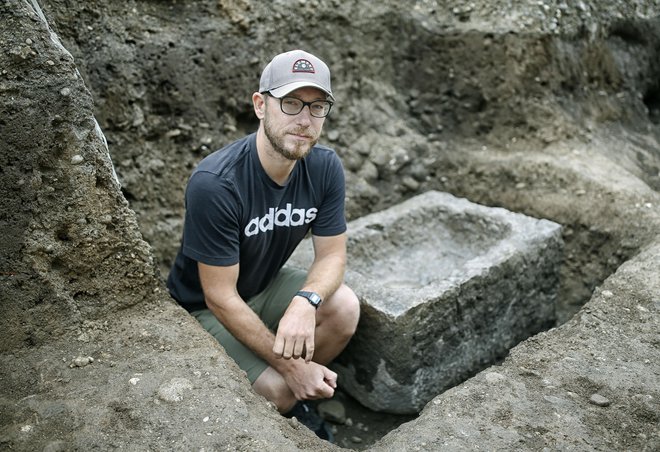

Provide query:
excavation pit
left=291, top=190, right=563, bottom=414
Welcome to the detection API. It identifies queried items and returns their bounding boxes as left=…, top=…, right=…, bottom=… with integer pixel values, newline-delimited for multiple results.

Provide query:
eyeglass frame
left=262, top=92, right=334, bottom=118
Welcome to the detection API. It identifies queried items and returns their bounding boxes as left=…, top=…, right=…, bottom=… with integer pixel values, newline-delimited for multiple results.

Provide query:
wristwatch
left=296, top=290, right=323, bottom=309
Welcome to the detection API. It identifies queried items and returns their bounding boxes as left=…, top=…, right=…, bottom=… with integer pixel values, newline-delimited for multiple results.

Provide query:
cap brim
left=269, top=81, right=335, bottom=102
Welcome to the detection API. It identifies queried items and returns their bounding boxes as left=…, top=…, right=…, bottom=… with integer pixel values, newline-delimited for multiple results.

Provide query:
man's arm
left=273, top=233, right=347, bottom=363
left=198, top=262, right=337, bottom=400
left=198, top=262, right=277, bottom=363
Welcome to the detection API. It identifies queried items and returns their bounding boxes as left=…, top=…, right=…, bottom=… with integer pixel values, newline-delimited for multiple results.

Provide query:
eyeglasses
left=265, top=92, right=333, bottom=118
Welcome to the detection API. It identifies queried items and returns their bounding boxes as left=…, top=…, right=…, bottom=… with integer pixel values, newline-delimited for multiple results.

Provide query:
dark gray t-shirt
left=167, top=133, right=346, bottom=312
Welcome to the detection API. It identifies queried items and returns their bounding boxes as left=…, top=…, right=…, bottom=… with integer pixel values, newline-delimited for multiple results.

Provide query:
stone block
left=290, top=190, right=562, bottom=414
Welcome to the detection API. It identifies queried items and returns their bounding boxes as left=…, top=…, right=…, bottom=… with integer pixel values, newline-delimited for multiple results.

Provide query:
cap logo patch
left=292, top=59, right=315, bottom=73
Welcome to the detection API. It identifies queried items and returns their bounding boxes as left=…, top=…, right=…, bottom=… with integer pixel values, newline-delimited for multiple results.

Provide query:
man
left=167, top=49, right=360, bottom=442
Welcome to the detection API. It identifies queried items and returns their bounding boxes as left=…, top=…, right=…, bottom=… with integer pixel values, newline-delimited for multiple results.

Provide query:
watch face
left=309, top=293, right=321, bottom=305
left=298, top=291, right=322, bottom=307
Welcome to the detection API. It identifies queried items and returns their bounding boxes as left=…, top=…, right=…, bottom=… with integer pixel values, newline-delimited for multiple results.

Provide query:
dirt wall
left=35, top=0, right=660, bottom=320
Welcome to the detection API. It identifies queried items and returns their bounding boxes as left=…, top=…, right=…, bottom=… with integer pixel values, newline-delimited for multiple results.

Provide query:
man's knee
left=324, top=284, right=360, bottom=337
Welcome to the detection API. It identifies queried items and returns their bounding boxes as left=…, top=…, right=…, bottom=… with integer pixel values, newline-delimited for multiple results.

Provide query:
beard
left=263, top=111, right=319, bottom=161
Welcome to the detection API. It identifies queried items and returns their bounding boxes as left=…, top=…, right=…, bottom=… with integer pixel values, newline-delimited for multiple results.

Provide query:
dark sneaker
left=285, top=401, right=334, bottom=443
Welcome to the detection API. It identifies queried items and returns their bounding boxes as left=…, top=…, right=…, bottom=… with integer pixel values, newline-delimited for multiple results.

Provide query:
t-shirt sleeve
left=181, top=171, right=241, bottom=266
left=311, top=152, right=347, bottom=237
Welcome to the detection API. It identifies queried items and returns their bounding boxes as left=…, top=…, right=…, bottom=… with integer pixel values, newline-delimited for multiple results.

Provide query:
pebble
left=326, top=130, right=340, bottom=142
left=601, top=290, right=613, bottom=298
left=71, top=155, right=84, bottom=165
left=351, top=436, right=363, bottom=443
left=589, top=393, right=610, bottom=407
left=70, top=356, right=94, bottom=368
left=165, top=128, right=181, bottom=138
left=317, top=399, right=346, bottom=424
left=402, top=176, right=420, bottom=191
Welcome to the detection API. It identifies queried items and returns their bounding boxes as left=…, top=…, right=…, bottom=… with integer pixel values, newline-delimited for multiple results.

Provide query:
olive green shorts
left=191, top=267, right=307, bottom=384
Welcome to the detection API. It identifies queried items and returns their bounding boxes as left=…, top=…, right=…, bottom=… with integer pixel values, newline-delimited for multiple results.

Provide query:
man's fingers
left=304, top=341, right=315, bottom=363
left=293, top=338, right=305, bottom=359
left=324, top=368, right=338, bottom=388
left=320, top=381, right=335, bottom=398
left=282, top=339, right=294, bottom=359
left=272, top=335, right=285, bottom=357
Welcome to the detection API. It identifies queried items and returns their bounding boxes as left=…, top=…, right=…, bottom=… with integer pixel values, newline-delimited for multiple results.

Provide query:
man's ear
left=252, top=92, right=266, bottom=120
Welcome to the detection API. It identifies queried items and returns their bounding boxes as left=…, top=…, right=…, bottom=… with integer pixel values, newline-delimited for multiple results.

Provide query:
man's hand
left=282, top=360, right=337, bottom=401
left=273, top=296, right=317, bottom=362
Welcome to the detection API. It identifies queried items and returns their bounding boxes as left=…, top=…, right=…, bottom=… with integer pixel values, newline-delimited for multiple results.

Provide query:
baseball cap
left=259, top=50, right=334, bottom=101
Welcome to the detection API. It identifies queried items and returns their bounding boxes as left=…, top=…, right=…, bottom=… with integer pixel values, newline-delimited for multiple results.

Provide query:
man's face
left=262, top=87, right=327, bottom=161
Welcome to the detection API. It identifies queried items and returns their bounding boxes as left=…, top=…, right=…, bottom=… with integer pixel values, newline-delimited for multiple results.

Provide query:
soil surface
left=1, top=1, right=659, bottom=451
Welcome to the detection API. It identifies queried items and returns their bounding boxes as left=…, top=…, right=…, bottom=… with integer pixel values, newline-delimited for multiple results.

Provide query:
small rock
left=402, top=176, right=420, bottom=192
left=71, top=155, right=84, bottom=165
left=317, top=400, right=346, bottom=424
left=601, top=290, right=613, bottom=298
left=60, top=87, right=71, bottom=96
left=589, top=393, right=610, bottom=407
left=165, top=128, right=182, bottom=138
left=129, top=377, right=140, bottom=385
left=326, top=130, right=340, bottom=142
left=351, top=436, right=363, bottom=443
left=70, top=356, right=93, bottom=368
